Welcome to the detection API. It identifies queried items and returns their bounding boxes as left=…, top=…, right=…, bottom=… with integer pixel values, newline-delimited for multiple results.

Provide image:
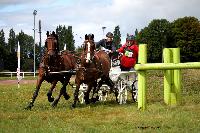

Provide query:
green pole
left=163, top=48, right=172, bottom=105
left=173, top=48, right=181, bottom=105
left=169, top=48, right=176, bottom=105
left=134, top=62, right=200, bottom=70
left=137, top=44, right=147, bottom=110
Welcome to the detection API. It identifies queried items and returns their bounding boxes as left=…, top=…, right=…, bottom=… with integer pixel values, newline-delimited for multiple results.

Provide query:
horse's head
left=82, top=34, right=95, bottom=63
left=45, top=31, right=59, bottom=65
left=45, top=31, right=59, bottom=55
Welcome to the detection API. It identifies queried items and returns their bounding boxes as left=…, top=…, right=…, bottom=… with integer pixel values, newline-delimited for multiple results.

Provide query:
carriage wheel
left=98, top=86, right=109, bottom=102
left=72, top=85, right=85, bottom=104
left=131, top=80, right=138, bottom=102
left=117, top=79, right=128, bottom=104
left=78, top=91, right=85, bottom=104
left=77, top=84, right=88, bottom=104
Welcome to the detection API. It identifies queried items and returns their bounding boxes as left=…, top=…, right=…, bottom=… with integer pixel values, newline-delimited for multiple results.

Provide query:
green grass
left=0, top=70, right=200, bottom=133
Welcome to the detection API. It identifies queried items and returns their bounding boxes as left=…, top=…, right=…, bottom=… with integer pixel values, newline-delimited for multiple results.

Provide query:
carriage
left=26, top=32, right=138, bottom=109
left=71, top=34, right=139, bottom=107
left=77, top=57, right=138, bottom=104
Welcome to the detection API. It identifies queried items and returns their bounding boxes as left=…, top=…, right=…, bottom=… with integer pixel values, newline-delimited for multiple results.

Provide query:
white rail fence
left=0, top=72, right=38, bottom=78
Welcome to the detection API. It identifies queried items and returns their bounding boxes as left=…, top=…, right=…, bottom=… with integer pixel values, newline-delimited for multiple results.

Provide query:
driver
left=116, top=34, right=138, bottom=71
left=95, top=32, right=116, bottom=59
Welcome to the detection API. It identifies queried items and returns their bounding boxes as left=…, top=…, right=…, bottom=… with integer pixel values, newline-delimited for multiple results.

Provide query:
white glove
left=101, top=46, right=111, bottom=53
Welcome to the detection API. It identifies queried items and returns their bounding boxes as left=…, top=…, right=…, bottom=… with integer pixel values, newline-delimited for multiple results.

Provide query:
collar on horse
left=78, top=51, right=103, bottom=74
left=40, top=52, right=62, bottom=72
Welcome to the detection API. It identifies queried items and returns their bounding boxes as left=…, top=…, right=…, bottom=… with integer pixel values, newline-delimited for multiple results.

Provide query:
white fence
left=0, top=72, right=38, bottom=78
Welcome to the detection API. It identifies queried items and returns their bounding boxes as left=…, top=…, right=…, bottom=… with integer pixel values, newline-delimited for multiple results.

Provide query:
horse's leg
left=51, top=80, right=69, bottom=107
left=62, top=76, right=71, bottom=100
left=84, top=83, right=92, bottom=104
left=71, top=83, right=80, bottom=108
left=25, top=75, right=44, bottom=110
left=47, top=80, right=57, bottom=102
left=106, top=77, right=118, bottom=102
left=92, top=79, right=104, bottom=102
left=91, top=80, right=98, bottom=103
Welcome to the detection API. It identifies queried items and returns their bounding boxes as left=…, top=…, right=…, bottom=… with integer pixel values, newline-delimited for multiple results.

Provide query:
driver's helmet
left=126, top=34, right=135, bottom=41
left=126, top=34, right=135, bottom=46
left=106, top=32, right=114, bottom=38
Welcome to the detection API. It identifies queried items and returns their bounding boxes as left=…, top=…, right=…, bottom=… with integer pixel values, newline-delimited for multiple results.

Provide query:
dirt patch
left=0, top=76, right=75, bottom=85
left=0, top=80, right=37, bottom=85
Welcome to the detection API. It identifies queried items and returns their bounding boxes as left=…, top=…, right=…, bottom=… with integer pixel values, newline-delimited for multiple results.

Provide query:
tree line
left=0, top=16, right=199, bottom=72
left=0, top=25, right=75, bottom=72
left=136, top=16, right=200, bottom=63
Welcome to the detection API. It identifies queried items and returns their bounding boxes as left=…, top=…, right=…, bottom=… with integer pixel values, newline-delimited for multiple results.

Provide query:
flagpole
left=33, top=10, right=37, bottom=77
left=64, top=44, right=67, bottom=50
left=17, top=41, right=21, bottom=88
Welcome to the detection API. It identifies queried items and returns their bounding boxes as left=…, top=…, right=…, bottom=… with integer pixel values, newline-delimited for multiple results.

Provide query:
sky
left=0, top=0, right=200, bottom=47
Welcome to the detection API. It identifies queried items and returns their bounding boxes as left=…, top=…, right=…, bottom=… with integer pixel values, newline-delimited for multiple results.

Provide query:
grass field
left=0, top=70, right=200, bottom=133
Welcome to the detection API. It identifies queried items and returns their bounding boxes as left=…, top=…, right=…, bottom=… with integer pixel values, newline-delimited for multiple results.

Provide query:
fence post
left=173, top=48, right=181, bottom=105
left=137, top=44, right=147, bottom=110
left=163, top=48, right=172, bottom=105
left=23, top=72, right=25, bottom=78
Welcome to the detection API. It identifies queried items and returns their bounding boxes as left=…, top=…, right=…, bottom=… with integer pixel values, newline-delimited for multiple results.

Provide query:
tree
left=1, top=28, right=17, bottom=71
left=56, top=25, right=75, bottom=51
left=16, top=30, right=34, bottom=71
left=172, top=16, right=200, bottom=62
left=56, top=25, right=66, bottom=50
left=134, top=29, right=140, bottom=42
left=8, top=28, right=17, bottom=53
left=35, top=43, right=41, bottom=67
left=75, top=45, right=83, bottom=56
left=137, top=19, right=174, bottom=62
left=0, top=45, right=6, bottom=71
left=135, top=29, right=138, bottom=37
left=0, top=29, right=6, bottom=47
left=65, top=26, right=75, bottom=51
left=0, top=29, right=7, bottom=70
left=4, top=52, right=17, bottom=71
left=113, top=25, right=121, bottom=49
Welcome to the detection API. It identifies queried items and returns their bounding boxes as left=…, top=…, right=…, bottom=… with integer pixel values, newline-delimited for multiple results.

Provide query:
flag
left=64, top=44, right=67, bottom=50
left=17, top=41, right=22, bottom=88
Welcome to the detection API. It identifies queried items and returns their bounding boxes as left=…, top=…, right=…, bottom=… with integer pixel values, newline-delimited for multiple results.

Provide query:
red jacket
left=117, top=43, right=138, bottom=68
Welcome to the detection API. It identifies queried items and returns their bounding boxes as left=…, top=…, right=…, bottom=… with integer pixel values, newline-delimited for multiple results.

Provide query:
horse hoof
left=51, top=103, right=57, bottom=108
left=71, top=104, right=76, bottom=109
left=85, top=100, right=90, bottom=104
left=116, top=99, right=119, bottom=103
left=24, top=103, right=33, bottom=110
left=96, top=96, right=99, bottom=101
left=48, top=97, right=54, bottom=102
left=63, top=94, right=70, bottom=100
left=24, top=106, right=31, bottom=110
left=51, top=101, right=58, bottom=108
left=91, top=98, right=97, bottom=103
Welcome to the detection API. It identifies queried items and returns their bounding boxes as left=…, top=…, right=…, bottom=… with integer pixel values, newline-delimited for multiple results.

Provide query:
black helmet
left=126, top=34, right=135, bottom=41
left=106, top=32, right=113, bottom=38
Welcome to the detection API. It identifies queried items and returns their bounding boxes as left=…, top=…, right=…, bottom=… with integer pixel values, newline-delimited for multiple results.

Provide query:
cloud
left=0, top=0, right=28, bottom=5
left=0, top=0, right=200, bottom=47
left=0, top=0, right=55, bottom=5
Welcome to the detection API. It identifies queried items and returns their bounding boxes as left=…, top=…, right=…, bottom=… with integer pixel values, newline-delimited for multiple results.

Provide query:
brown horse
left=72, top=34, right=118, bottom=108
left=25, top=31, right=77, bottom=109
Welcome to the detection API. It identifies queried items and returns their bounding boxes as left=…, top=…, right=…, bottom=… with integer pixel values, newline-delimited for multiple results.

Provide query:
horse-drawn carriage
left=26, top=32, right=138, bottom=109
left=77, top=57, right=138, bottom=105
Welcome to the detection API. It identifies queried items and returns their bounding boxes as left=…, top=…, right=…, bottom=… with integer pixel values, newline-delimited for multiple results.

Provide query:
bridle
left=83, top=40, right=95, bottom=63
left=44, top=35, right=60, bottom=71
left=45, top=36, right=58, bottom=55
